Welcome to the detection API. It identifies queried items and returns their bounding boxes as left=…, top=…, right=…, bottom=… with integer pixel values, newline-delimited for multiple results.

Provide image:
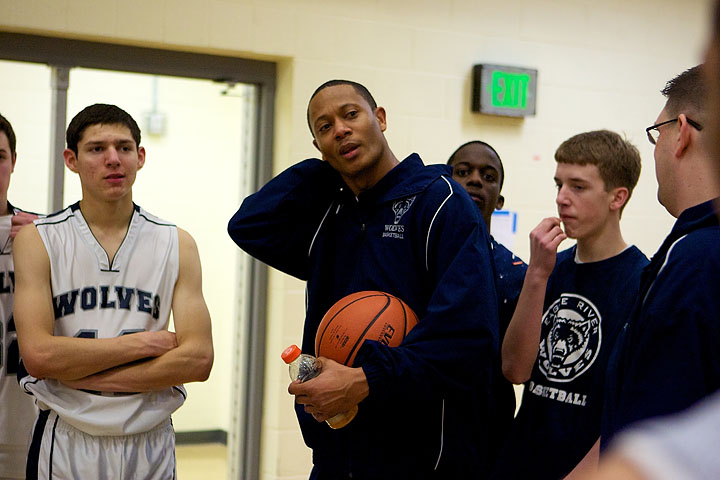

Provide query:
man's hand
left=527, top=217, right=566, bottom=279
left=135, top=330, right=178, bottom=357
left=11, top=212, right=39, bottom=239
left=289, top=357, right=369, bottom=422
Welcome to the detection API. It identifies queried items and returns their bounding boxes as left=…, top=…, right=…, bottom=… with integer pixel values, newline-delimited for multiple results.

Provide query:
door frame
left=0, top=31, right=273, bottom=480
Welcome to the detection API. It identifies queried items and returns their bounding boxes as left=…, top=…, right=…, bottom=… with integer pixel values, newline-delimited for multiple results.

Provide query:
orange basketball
left=315, top=291, right=419, bottom=366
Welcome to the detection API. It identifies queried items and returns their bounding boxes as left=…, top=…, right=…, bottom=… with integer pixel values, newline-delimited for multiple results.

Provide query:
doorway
left=0, top=32, right=274, bottom=480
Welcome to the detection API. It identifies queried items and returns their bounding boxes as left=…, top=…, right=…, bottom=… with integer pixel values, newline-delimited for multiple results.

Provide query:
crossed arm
left=14, top=225, right=213, bottom=392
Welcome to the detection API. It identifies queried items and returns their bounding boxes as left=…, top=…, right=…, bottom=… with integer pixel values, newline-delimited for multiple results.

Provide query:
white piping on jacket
left=306, top=202, right=335, bottom=313
left=642, top=234, right=687, bottom=306
left=426, top=177, right=454, bottom=271
left=434, top=399, right=446, bottom=470
left=309, top=201, right=335, bottom=258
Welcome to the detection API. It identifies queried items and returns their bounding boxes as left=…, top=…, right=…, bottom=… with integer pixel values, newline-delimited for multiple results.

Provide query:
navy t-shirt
left=493, top=245, right=648, bottom=480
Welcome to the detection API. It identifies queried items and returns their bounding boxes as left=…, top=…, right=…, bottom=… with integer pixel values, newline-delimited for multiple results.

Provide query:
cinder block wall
left=1, top=1, right=712, bottom=478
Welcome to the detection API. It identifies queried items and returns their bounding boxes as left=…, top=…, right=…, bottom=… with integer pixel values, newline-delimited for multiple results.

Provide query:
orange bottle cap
left=281, top=344, right=301, bottom=364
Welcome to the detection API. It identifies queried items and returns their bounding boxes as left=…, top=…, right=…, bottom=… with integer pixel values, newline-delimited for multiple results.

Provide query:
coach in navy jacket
left=228, top=80, right=498, bottom=479
left=601, top=66, right=720, bottom=448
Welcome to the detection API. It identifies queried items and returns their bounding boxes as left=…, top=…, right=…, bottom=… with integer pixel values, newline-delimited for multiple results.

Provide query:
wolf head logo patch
left=392, top=196, right=416, bottom=225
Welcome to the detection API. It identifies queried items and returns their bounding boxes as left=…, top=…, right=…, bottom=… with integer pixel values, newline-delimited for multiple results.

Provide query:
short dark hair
left=66, top=104, right=141, bottom=154
left=555, top=130, right=641, bottom=212
left=661, top=65, right=705, bottom=119
left=446, top=140, right=505, bottom=190
left=306, top=80, right=378, bottom=136
left=0, top=112, right=17, bottom=157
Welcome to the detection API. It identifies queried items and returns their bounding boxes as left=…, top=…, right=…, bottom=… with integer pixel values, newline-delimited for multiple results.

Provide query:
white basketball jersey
left=0, top=207, right=39, bottom=478
left=20, top=203, right=186, bottom=436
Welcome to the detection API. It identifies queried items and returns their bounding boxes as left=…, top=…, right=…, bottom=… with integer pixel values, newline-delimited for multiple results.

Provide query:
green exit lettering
left=490, top=71, right=530, bottom=109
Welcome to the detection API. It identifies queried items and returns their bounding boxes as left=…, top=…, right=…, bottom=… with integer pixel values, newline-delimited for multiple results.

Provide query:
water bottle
left=281, top=344, right=358, bottom=429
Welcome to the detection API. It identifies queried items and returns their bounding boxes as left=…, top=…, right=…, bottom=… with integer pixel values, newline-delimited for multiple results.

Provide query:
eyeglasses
left=646, top=117, right=703, bottom=145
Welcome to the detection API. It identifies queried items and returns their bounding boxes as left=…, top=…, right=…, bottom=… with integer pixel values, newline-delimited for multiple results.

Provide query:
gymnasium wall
left=0, top=1, right=713, bottom=479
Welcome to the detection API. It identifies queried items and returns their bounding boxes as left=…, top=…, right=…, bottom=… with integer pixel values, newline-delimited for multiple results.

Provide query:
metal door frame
left=0, top=31, right=273, bottom=480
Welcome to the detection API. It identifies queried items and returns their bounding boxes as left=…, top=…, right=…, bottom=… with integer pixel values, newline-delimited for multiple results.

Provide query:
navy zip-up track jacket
left=601, top=199, right=720, bottom=448
left=228, top=154, right=499, bottom=479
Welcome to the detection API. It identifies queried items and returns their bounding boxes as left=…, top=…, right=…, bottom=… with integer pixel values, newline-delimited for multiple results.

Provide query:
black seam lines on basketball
left=316, top=293, right=386, bottom=355
left=344, top=294, right=392, bottom=365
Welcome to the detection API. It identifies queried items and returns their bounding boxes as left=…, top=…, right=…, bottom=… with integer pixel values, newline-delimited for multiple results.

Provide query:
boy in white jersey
left=13, top=104, right=214, bottom=479
left=0, top=113, right=39, bottom=479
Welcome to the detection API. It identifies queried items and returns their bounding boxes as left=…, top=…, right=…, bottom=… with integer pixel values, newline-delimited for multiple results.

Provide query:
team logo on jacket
left=392, top=197, right=416, bottom=224
left=538, top=293, right=601, bottom=382
left=383, top=196, right=416, bottom=240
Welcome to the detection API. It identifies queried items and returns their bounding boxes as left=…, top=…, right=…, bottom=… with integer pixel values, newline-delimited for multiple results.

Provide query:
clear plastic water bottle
left=281, top=344, right=358, bottom=429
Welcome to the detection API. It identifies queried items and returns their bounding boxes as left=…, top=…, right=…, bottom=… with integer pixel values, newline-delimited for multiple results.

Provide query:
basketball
left=315, top=291, right=418, bottom=366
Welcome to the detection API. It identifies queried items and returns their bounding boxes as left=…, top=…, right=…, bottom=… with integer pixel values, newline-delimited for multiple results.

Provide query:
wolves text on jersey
left=53, top=286, right=161, bottom=320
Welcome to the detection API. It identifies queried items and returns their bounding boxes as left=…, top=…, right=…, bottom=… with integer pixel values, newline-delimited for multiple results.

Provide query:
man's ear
left=609, top=186, right=629, bottom=212
left=137, top=146, right=146, bottom=171
left=10, top=152, right=16, bottom=173
left=63, top=149, right=79, bottom=173
left=495, top=194, right=505, bottom=210
left=313, top=139, right=320, bottom=152
left=374, top=106, right=387, bottom=132
left=674, top=113, right=694, bottom=158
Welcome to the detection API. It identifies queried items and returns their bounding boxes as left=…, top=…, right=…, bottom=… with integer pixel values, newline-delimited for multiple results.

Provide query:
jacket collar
left=353, top=153, right=449, bottom=205
left=667, top=199, right=719, bottom=244
left=641, top=198, right=719, bottom=292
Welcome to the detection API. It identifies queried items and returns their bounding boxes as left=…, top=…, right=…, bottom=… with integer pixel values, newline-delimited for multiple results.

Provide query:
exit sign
left=472, top=64, right=537, bottom=117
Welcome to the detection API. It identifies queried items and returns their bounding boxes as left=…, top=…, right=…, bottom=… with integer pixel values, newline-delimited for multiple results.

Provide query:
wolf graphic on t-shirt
left=539, top=293, right=601, bottom=382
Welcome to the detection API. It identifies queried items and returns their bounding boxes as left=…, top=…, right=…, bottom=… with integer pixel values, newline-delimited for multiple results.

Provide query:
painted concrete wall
left=1, top=1, right=713, bottom=478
